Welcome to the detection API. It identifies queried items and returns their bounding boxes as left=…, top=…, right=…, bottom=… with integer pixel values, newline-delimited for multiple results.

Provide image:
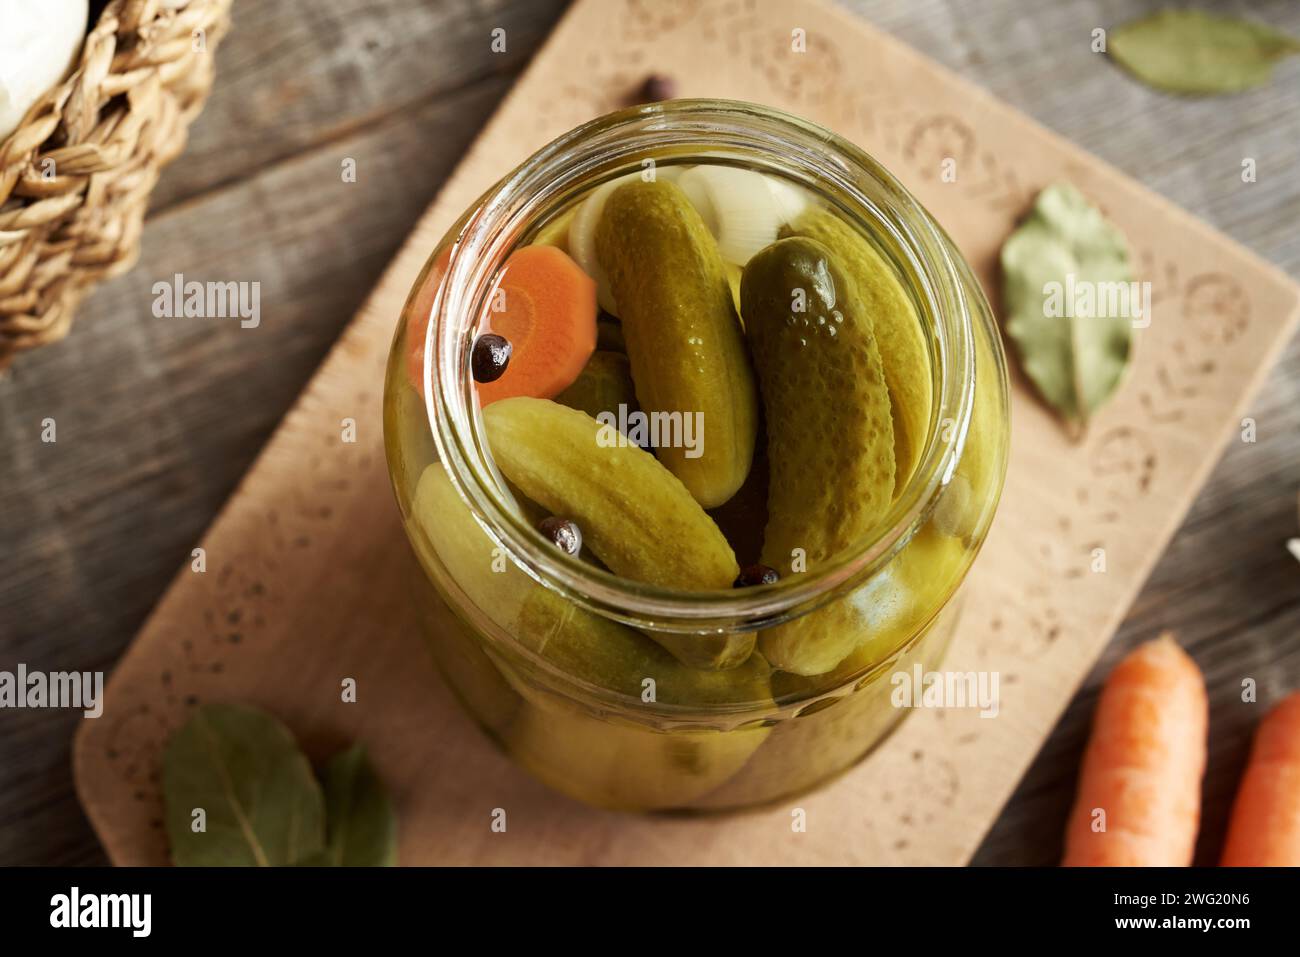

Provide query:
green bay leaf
left=1109, top=10, right=1300, bottom=95
left=163, top=703, right=325, bottom=867
left=321, top=744, right=398, bottom=866
left=1000, top=183, right=1134, bottom=429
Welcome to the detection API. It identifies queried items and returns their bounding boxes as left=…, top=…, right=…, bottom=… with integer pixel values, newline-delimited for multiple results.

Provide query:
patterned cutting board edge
left=74, top=0, right=1300, bottom=865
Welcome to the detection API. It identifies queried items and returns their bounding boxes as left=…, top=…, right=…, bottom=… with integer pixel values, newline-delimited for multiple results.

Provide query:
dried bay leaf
left=320, top=743, right=398, bottom=866
left=1109, top=10, right=1300, bottom=95
left=1000, top=183, right=1134, bottom=430
left=164, top=703, right=325, bottom=866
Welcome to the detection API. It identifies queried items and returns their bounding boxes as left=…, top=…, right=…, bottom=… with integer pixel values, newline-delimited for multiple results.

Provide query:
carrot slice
left=1221, top=692, right=1300, bottom=866
left=476, top=245, right=597, bottom=405
left=1062, top=634, right=1207, bottom=866
left=405, top=245, right=453, bottom=393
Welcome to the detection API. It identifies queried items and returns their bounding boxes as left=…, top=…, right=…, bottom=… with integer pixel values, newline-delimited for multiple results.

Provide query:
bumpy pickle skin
left=483, top=397, right=738, bottom=588
left=595, top=180, right=759, bottom=508
left=769, top=524, right=969, bottom=697
left=411, top=464, right=771, bottom=808
left=741, top=237, right=898, bottom=676
left=515, top=587, right=772, bottom=707
left=781, top=208, right=932, bottom=493
left=413, top=461, right=761, bottom=682
left=482, top=396, right=754, bottom=669
left=555, top=350, right=638, bottom=421
left=510, top=588, right=772, bottom=811
left=412, top=462, right=531, bottom=629
left=506, top=590, right=769, bottom=816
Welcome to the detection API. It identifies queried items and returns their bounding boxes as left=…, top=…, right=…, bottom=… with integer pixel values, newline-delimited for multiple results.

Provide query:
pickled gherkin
left=781, top=208, right=933, bottom=491
left=596, top=180, right=759, bottom=509
left=739, top=237, right=899, bottom=674
left=482, top=397, right=755, bottom=669
left=555, top=350, right=638, bottom=422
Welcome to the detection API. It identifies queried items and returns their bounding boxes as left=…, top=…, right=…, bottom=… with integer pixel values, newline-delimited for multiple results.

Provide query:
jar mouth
left=426, top=99, right=976, bottom=635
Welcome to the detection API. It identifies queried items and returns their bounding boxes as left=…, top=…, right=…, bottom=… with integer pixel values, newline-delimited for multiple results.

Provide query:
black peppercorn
left=471, top=333, right=511, bottom=383
left=538, top=516, right=583, bottom=556
left=734, top=564, right=780, bottom=588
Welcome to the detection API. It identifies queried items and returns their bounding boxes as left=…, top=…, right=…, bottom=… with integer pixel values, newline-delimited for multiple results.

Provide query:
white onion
left=566, top=175, right=632, bottom=315
left=766, top=175, right=812, bottom=226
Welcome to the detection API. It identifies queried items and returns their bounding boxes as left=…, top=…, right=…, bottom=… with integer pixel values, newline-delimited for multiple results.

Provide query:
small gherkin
left=741, top=236, right=898, bottom=675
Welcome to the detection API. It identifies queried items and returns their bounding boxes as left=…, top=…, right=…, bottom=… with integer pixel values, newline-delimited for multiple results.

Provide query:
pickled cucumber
left=411, top=462, right=533, bottom=630
left=742, top=237, right=896, bottom=563
left=385, top=374, right=438, bottom=513
left=696, top=585, right=959, bottom=810
left=483, top=397, right=754, bottom=669
left=724, top=261, right=744, bottom=315
left=414, top=459, right=760, bottom=691
left=483, top=397, right=739, bottom=589
left=596, top=180, right=759, bottom=508
left=782, top=208, right=932, bottom=492
left=507, top=692, right=769, bottom=810
left=769, top=524, right=969, bottom=695
left=741, top=237, right=897, bottom=675
left=555, top=351, right=638, bottom=421
left=532, top=206, right=577, bottom=253
left=515, top=587, right=771, bottom=706
left=413, top=564, right=522, bottom=736
left=411, top=463, right=770, bottom=806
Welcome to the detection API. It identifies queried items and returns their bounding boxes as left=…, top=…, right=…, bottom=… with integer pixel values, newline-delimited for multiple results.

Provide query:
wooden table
left=2, top=0, right=1297, bottom=867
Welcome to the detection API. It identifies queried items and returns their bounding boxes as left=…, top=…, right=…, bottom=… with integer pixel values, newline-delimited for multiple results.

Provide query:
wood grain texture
left=0, top=0, right=568, bottom=866
left=1, top=0, right=1298, bottom=866
left=147, top=0, right=571, bottom=210
left=849, top=0, right=1300, bottom=866
left=62, top=0, right=1300, bottom=867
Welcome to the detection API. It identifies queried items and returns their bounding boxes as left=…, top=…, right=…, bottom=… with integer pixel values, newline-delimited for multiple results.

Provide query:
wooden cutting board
left=74, top=0, right=1300, bottom=865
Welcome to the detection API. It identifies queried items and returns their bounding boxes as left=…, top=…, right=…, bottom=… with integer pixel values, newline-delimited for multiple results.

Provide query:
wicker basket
left=0, top=0, right=233, bottom=369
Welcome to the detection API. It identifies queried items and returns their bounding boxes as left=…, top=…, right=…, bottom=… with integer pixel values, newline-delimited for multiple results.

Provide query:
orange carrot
left=404, top=245, right=453, bottom=392
left=1062, top=634, right=1207, bottom=866
left=476, top=245, right=596, bottom=405
left=1220, top=692, right=1300, bottom=866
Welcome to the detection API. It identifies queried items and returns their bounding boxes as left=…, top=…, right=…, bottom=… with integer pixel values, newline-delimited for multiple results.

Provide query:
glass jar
left=383, top=99, right=1009, bottom=812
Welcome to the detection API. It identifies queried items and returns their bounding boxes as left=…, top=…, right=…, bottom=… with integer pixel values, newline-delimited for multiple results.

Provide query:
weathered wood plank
left=831, top=0, right=1300, bottom=865
left=69, top=0, right=1300, bottom=868
left=3, top=0, right=1300, bottom=866
left=0, top=73, right=522, bottom=865
left=149, top=0, right=571, bottom=210
left=975, top=343, right=1300, bottom=863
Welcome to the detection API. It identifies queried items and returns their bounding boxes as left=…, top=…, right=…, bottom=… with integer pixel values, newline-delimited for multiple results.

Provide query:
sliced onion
left=674, top=166, right=719, bottom=236
left=766, top=175, right=812, bottom=227
left=676, top=166, right=800, bottom=266
left=567, top=175, right=632, bottom=314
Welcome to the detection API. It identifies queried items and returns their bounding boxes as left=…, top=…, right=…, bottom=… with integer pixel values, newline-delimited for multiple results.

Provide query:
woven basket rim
left=0, top=0, right=234, bottom=368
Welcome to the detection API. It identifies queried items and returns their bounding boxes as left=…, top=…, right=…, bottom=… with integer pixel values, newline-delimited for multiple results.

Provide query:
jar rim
left=425, top=98, right=978, bottom=636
